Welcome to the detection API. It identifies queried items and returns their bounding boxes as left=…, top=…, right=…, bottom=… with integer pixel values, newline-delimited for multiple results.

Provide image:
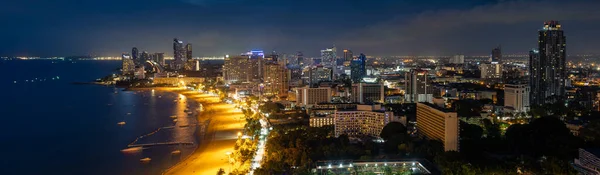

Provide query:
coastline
left=132, top=87, right=245, bottom=175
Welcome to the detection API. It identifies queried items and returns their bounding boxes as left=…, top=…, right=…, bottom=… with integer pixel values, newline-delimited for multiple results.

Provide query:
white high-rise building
left=320, top=46, right=337, bottom=67
left=504, top=84, right=530, bottom=112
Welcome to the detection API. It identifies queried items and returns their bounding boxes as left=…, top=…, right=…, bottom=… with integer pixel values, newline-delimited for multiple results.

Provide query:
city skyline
left=2, top=0, right=600, bottom=57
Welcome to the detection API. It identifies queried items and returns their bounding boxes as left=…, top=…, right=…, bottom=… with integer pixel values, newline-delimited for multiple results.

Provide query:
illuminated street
left=158, top=87, right=246, bottom=175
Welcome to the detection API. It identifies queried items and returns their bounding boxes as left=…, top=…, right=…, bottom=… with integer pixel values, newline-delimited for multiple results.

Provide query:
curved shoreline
left=134, top=87, right=245, bottom=175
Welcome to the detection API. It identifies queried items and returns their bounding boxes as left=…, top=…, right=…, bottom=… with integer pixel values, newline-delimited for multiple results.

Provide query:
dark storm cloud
left=0, top=0, right=599, bottom=57
left=339, top=0, right=600, bottom=56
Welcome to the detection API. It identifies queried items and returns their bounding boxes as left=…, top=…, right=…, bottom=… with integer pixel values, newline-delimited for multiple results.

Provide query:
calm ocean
left=0, top=60, right=198, bottom=175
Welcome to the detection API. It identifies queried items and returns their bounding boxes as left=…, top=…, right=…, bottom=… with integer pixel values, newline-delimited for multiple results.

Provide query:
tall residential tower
left=529, top=21, right=567, bottom=105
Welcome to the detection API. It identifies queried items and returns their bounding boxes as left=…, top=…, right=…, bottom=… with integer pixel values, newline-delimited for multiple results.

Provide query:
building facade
left=223, top=55, right=251, bottom=84
left=351, top=53, right=367, bottom=83
left=263, top=63, right=290, bottom=96
left=334, top=104, right=395, bottom=137
left=416, top=103, right=459, bottom=152
left=491, top=46, right=501, bottom=62
left=321, top=46, right=337, bottom=67
left=405, top=69, right=433, bottom=103
left=479, top=63, right=502, bottom=79
left=295, top=86, right=332, bottom=107
left=309, top=66, right=333, bottom=86
left=121, top=53, right=135, bottom=75
left=450, top=55, right=464, bottom=64
left=504, top=84, right=530, bottom=112
left=530, top=21, right=567, bottom=105
left=351, top=82, right=384, bottom=104
left=172, top=38, right=186, bottom=70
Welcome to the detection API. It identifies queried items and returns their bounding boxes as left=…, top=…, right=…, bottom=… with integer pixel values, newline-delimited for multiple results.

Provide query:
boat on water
left=120, top=147, right=142, bottom=153
left=170, top=115, right=178, bottom=119
left=173, top=119, right=178, bottom=122
left=117, top=121, right=126, bottom=125
left=140, top=157, right=151, bottom=162
left=171, top=150, right=181, bottom=155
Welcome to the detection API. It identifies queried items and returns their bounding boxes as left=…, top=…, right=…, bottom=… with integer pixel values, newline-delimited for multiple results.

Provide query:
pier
left=128, top=142, right=194, bottom=147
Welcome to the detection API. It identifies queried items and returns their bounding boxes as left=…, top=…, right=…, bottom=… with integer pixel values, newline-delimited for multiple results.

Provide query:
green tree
left=580, top=120, right=600, bottom=146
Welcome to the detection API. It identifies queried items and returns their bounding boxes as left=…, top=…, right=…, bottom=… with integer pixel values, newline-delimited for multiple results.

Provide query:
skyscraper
left=223, top=55, right=251, bottom=84
left=172, top=38, right=186, bottom=70
left=405, top=69, right=433, bottom=103
left=308, top=66, right=333, bottom=86
left=121, top=53, right=135, bottom=75
left=343, top=49, right=353, bottom=67
left=491, top=46, right=501, bottom=62
left=132, top=47, right=139, bottom=62
left=185, top=43, right=192, bottom=61
left=140, top=51, right=149, bottom=62
left=343, top=49, right=353, bottom=61
left=320, top=46, right=336, bottom=67
left=529, top=21, right=567, bottom=105
left=350, top=53, right=366, bottom=83
left=249, top=50, right=264, bottom=81
left=297, top=52, right=304, bottom=67
left=263, top=63, right=289, bottom=97
left=154, top=53, right=165, bottom=66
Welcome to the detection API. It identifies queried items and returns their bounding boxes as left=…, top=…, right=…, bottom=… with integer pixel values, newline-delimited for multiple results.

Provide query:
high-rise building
left=450, top=55, right=464, bottom=64
left=247, top=50, right=264, bottom=81
left=416, top=102, right=459, bottom=152
left=295, top=86, right=332, bottom=107
left=297, top=51, right=304, bottom=67
left=350, top=53, right=367, bottom=83
left=223, top=55, right=251, bottom=84
left=172, top=38, right=186, bottom=70
left=263, top=63, right=290, bottom=96
left=185, top=43, right=192, bottom=61
left=529, top=21, right=567, bottom=104
left=343, top=49, right=353, bottom=61
left=132, top=47, right=139, bottom=63
left=320, top=46, right=337, bottom=67
left=491, top=46, right=501, bottom=62
left=405, top=69, right=433, bottom=103
left=504, top=84, right=530, bottom=112
left=308, top=66, right=333, bottom=86
left=184, top=59, right=200, bottom=71
left=351, top=82, right=384, bottom=104
left=121, top=53, right=135, bottom=75
left=153, top=53, right=165, bottom=66
left=140, top=51, right=150, bottom=62
left=479, top=62, right=502, bottom=79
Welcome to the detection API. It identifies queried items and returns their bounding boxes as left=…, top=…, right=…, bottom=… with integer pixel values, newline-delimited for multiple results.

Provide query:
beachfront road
left=160, top=88, right=246, bottom=175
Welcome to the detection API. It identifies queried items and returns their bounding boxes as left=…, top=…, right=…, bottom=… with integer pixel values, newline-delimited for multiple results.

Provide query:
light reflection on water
left=0, top=61, right=200, bottom=175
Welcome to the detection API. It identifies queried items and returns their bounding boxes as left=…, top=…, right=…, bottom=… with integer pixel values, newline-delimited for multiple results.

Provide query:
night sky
left=2, top=0, right=600, bottom=57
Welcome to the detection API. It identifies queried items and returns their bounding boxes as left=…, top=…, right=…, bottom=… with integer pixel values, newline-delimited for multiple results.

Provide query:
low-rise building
left=334, top=104, right=396, bottom=137
left=574, top=148, right=600, bottom=175
left=295, top=86, right=332, bottom=107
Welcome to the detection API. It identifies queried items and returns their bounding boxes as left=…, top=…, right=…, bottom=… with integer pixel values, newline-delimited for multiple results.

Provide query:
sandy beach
left=149, top=87, right=246, bottom=175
